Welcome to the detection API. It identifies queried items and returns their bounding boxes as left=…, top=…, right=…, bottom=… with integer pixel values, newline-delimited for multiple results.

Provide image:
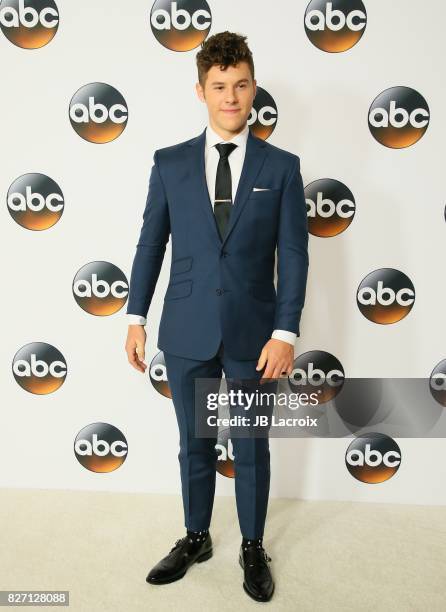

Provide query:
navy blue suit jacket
left=126, top=127, right=309, bottom=361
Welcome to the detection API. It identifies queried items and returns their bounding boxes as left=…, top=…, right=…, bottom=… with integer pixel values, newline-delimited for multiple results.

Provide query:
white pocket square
left=252, top=187, right=271, bottom=191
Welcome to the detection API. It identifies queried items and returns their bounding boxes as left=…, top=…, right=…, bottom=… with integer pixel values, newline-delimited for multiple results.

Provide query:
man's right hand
left=125, top=325, right=147, bottom=373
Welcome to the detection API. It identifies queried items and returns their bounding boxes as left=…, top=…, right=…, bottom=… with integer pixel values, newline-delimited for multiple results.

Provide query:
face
left=196, top=60, right=256, bottom=140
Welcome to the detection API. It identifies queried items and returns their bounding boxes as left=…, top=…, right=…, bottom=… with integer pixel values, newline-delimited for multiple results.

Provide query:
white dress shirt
left=127, top=122, right=296, bottom=347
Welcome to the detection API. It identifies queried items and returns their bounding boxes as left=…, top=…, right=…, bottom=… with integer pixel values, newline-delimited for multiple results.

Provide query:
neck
left=208, top=117, right=247, bottom=141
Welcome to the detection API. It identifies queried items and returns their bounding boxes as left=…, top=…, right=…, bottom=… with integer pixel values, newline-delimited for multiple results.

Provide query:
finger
left=135, top=352, right=147, bottom=371
left=261, top=366, right=274, bottom=384
left=266, top=361, right=282, bottom=381
left=135, top=358, right=147, bottom=372
left=272, top=365, right=283, bottom=380
left=256, top=349, right=266, bottom=371
left=127, top=348, right=137, bottom=365
left=128, top=347, right=145, bottom=373
left=135, top=342, right=145, bottom=363
left=279, top=362, right=291, bottom=377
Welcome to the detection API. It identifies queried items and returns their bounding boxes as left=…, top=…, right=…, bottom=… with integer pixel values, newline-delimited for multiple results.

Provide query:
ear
left=195, top=81, right=205, bottom=102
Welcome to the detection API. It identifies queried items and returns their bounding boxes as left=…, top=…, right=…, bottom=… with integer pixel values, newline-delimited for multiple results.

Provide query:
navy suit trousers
left=163, top=341, right=277, bottom=540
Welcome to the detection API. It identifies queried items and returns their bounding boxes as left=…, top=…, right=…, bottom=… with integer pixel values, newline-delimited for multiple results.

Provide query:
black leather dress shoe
left=146, top=533, right=213, bottom=585
left=239, top=544, right=274, bottom=602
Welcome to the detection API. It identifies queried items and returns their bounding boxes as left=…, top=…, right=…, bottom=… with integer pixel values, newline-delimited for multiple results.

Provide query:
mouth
left=221, top=109, right=240, bottom=114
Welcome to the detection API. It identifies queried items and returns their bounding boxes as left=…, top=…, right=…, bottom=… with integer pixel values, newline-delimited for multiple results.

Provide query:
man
left=125, top=31, right=309, bottom=602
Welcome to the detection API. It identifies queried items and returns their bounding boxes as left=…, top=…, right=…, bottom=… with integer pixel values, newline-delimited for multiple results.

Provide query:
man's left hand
left=256, top=338, right=294, bottom=384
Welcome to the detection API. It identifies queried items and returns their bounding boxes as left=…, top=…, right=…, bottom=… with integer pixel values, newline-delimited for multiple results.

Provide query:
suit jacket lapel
left=223, top=128, right=268, bottom=246
left=187, top=127, right=221, bottom=243
left=187, top=126, right=269, bottom=246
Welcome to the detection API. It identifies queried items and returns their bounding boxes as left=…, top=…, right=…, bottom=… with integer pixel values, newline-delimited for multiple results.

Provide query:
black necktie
left=214, top=142, right=237, bottom=241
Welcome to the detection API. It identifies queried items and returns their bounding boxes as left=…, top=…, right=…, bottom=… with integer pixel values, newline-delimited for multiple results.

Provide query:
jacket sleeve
left=273, top=155, right=309, bottom=337
left=126, top=150, right=171, bottom=318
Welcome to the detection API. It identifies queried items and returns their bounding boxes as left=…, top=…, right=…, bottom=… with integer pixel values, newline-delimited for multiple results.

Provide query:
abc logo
left=12, top=342, right=67, bottom=394
left=357, top=268, right=415, bottom=324
left=7, top=173, right=64, bottom=230
left=345, top=433, right=401, bottom=483
left=74, top=423, right=128, bottom=473
left=72, top=261, right=128, bottom=316
left=248, top=86, right=277, bottom=140
left=216, top=428, right=234, bottom=478
left=368, top=86, right=429, bottom=148
left=304, top=0, right=367, bottom=53
left=150, top=0, right=211, bottom=51
left=305, top=178, right=355, bottom=237
left=0, top=0, right=59, bottom=49
left=289, top=350, right=345, bottom=402
left=69, top=83, right=128, bottom=143
left=429, top=359, right=446, bottom=407
left=149, top=351, right=171, bottom=398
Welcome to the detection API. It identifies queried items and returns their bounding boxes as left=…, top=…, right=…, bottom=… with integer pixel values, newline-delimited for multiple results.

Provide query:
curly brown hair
left=196, top=31, right=255, bottom=87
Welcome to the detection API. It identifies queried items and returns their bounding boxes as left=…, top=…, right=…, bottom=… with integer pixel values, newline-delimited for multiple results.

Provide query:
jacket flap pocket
left=165, top=279, right=193, bottom=301
left=171, top=256, right=193, bottom=275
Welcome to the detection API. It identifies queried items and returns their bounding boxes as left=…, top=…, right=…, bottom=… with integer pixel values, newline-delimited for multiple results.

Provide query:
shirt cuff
left=271, top=329, right=296, bottom=346
left=127, top=314, right=147, bottom=326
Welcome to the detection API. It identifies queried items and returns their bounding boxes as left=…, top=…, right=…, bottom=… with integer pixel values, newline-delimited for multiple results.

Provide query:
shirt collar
left=205, top=121, right=249, bottom=150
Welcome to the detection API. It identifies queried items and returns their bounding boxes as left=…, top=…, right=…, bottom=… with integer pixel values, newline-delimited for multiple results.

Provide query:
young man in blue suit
left=125, top=31, right=309, bottom=602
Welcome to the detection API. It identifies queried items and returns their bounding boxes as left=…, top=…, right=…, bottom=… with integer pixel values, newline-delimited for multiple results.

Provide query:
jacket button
left=216, top=288, right=222, bottom=295
left=221, top=251, right=228, bottom=258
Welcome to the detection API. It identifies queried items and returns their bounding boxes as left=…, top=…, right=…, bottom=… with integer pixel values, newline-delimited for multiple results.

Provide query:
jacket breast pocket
left=248, top=188, right=281, bottom=200
left=171, top=256, right=193, bottom=275
left=164, top=279, right=193, bottom=301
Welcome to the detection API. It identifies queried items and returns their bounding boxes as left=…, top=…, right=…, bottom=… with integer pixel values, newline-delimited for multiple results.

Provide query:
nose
left=225, top=89, right=237, bottom=104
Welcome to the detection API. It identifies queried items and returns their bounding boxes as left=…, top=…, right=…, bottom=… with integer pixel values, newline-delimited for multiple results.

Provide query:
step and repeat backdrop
left=2, top=0, right=445, bottom=504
